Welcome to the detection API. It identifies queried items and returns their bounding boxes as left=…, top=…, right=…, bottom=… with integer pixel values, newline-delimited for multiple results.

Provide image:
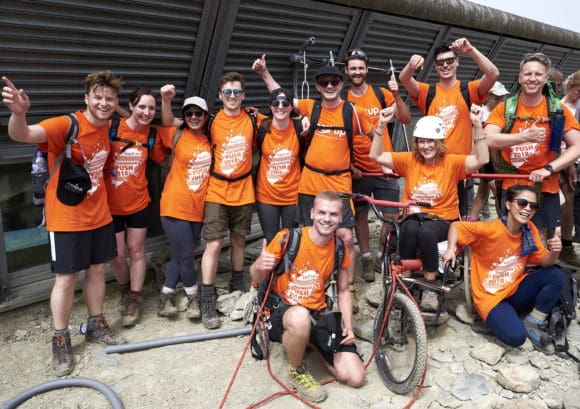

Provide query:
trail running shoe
left=287, top=363, right=327, bottom=403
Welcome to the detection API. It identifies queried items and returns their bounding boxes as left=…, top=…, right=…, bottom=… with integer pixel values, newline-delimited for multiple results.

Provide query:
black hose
left=2, top=377, right=123, bottom=409
left=105, top=326, right=252, bottom=354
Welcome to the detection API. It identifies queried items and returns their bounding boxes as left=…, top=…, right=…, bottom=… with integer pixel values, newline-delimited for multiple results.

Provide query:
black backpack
left=425, top=81, right=471, bottom=114
left=250, top=227, right=345, bottom=360
left=545, top=266, right=578, bottom=360
left=109, top=117, right=157, bottom=153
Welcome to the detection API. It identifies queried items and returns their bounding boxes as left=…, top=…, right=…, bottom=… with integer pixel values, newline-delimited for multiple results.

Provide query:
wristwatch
left=544, top=164, right=554, bottom=174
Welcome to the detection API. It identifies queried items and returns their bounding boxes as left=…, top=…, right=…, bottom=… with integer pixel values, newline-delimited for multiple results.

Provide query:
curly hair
left=411, top=138, right=447, bottom=163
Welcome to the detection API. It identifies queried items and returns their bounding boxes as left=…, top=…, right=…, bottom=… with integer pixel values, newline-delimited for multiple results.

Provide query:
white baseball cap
left=413, top=116, right=446, bottom=140
left=182, top=96, right=208, bottom=113
left=489, top=82, right=509, bottom=96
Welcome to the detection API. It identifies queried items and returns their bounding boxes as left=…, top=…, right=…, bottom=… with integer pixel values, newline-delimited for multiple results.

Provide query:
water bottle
left=549, top=108, right=564, bottom=153
left=31, top=149, right=48, bottom=206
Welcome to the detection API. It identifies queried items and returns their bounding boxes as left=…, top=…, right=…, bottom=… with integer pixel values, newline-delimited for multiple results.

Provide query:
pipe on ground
left=105, top=326, right=252, bottom=354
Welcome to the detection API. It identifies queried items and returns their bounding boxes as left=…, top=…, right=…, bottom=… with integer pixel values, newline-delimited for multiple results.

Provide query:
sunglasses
left=346, top=49, right=368, bottom=62
left=317, top=78, right=341, bottom=87
left=512, top=198, right=539, bottom=210
left=221, top=89, right=243, bottom=97
left=184, top=110, right=204, bottom=118
left=435, top=57, right=457, bottom=67
left=523, top=52, right=550, bottom=64
left=271, top=100, right=291, bottom=108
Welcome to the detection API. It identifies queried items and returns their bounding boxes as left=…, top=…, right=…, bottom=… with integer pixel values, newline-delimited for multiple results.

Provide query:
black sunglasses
left=346, top=49, right=368, bottom=62
left=184, top=110, right=204, bottom=118
left=513, top=198, right=539, bottom=210
left=271, top=100, right=291, bottom=108
left=523, top=52, right=550, bottom=64
left=317, top=78, right=341, bottom=87
left=435, top=57, right=457, bottom=67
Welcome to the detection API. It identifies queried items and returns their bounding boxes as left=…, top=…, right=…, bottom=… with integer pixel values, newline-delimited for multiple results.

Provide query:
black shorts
left=267, top=301, right=358, bottom=366
left=112, top=203, right=152, bottom=233
left=351, top=175, right=400, bottom=214
left=296, top=194, right=355, bottom=228
left=49, top=222, right=117, bottom=274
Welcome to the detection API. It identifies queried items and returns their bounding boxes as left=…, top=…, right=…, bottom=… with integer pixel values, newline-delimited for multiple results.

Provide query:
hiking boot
left=186, top=293, right=201, bottom=320
left=85, top=315, right=126, bottom=345
left=420, top=289, right=439, bottom=312
left=157, top=293, right=178, bottom=318
left=287, top=363, right=327, bottom=403
left=201, top=287, right=221, bottom=329
left=559, top=246, right=580, bottom=267
left=362, top=256, right=375, bottom=282
left=523, top=314, right=555, bottom=355
left=118, top=285, right=130, bottom=314
left=122, top=293, right=143, bottom=327
left=52, top=330, right=73, bottom=376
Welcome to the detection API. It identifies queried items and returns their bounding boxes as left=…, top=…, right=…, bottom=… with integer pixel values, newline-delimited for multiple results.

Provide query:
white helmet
left=413, top=116, right=446, bottom=140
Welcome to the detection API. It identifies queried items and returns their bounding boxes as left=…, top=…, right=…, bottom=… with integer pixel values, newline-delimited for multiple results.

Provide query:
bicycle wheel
left=462, top=247, right=473, bottom=310
left=373, top=292, right=427, bottom=394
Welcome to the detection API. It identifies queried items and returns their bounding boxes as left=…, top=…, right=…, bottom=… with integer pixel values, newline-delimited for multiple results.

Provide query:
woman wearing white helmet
left=370, top=106, right=489, bottom=315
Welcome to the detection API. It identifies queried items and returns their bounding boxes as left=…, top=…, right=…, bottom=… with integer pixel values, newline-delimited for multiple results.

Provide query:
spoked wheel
left=462, top=247, right=472, bottom=310
left=373, top=292, right=427, bottom=394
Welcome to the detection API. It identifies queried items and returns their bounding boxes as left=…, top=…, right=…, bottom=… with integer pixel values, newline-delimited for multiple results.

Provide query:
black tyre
left=462, top=247, right=472, bottom=310
left=373, top=292, right=427, bottom=395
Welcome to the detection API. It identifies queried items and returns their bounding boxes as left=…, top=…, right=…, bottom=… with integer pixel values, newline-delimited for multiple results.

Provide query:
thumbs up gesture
left=523, top=119, right=547, bottom=143
left=250, top=239, right=278, bottom=283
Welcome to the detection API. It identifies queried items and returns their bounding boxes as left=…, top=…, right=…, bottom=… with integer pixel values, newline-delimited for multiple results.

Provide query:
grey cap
left=182, top=96, right=208, bottom=113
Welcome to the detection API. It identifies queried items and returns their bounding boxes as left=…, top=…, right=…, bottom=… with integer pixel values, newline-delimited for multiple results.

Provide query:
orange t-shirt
left=39, top=111, right=112, bottom=232
left=391, top=153, right=467, bottom=220
left=413, top=80, right=485, bottom=155
left=486, top=98, right=580, bottom=193
left=347, top=86, right=396, bottom=172
left=255, top=121, right=301, bottom=206
left=455, top=219, right=548, bottom=320
left=156, top=127, right=212, bottom=222
left=297, top=99, right=373, bottom=195
left=268, top=227, right=350, bottom=311
left=104, top=119, right=170, bottom=215
left=205, top=110, right=262, bottom=206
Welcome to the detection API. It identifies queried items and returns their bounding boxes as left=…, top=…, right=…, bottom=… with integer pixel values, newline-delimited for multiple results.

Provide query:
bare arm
left=398, top=55, right=423, bottom=100
left=442, top=222, right=459, bottom=268
left=387, top=74, right=411, bottom=124
left=252, top=54, right=299, bottom=111
left=369, top=107, right=395, bottom=166
left=464, top=104, right=489, bottom=173
left=336, top=267, right=355, bottom=345
left=2, top=76, right=47, bottom=144
left=160, top=84, right=183, bottom=127
left=450, top=38, right=498, bottom=98
left=485, top=122, right=547, bottom=149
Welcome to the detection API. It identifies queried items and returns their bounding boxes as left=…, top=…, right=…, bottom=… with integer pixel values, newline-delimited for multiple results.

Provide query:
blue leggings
left=485, top=266, right=563, bottom=347
left=161, top=216, right=202, bottom=289
left=256, top=201, right=298, bottom=243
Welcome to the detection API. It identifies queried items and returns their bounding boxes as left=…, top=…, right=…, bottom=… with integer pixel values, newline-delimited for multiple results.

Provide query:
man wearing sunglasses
left=252, top=54, right=375, bottom=301
left=485, top=53, right=580, bottom=243
left=343, top=49, right=411, bottom=282
left=399, top=37, right=499, bottom=217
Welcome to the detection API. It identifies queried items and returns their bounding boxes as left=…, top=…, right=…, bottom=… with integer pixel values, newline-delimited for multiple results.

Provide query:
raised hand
left=2, top=76, right=31, bottom=115
left=407, top=55, right=424, bottom=72
left=450, top=38, right=474, bottom=55
left=257, top=239, right=277, bottom=272
left=378, top=106, right=395, bottom=127
left=252, top=54, right=268, bottom=74
left=160, top=84, right=176, bottom=102
left=387, top=73, right=399, bottom=94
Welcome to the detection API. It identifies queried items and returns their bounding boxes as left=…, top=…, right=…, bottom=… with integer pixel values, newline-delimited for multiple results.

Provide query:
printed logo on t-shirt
left=436, top=105, right=458, bottom=136
left=482, top=254, right=522, bottom=294
left=87, top=145, right=109, bottom=195
left=508, top=124, right=540, bottom=168
left=266, top=148, right=295, bottom=184
left=315, top=123, right=346, bottom=140
left=111, top=147, right=146, bottom=187
left=284, top=266, right=324, bottom=305
left=220, top=134, right=248, bottom=175
left=187, top=150, right=211, bottom=191
left=410, top=179, right=442, bottom=205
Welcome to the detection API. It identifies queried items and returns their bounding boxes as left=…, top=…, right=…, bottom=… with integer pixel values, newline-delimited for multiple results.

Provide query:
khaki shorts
left=202, top=202, right=254, bottom=240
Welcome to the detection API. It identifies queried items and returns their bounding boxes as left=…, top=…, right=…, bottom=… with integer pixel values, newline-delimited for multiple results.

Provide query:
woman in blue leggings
left=443, top=184, right=564, bottom=354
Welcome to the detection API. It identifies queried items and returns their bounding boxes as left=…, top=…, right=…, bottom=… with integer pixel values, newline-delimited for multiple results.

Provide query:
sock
left=231, top=270, right=243, bottom=282
left=53, top=328, right=68, bottom=335
left=562, top=239, right=573, bottom=247
left=161, top=286, right=175, bottom=294
left=129, top=290, right=143, bottom=296
left=376, top=251, right=383, bottom=258
left=184, top=285, right=198, bottom=296
left=201, top=284, right=214, bottom=298
left=88, top=314, right=103, bottom=319
left=361, top=252, right=371, bottom=258
left=530, top=308, right=548, bottom=322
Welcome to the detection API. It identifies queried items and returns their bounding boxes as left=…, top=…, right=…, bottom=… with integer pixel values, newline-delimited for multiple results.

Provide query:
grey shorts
left=352, top=175, right=400, bottom=214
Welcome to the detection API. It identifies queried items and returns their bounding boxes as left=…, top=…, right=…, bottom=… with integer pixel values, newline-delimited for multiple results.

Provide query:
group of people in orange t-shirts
left=2, top=36, right=580, bottom=384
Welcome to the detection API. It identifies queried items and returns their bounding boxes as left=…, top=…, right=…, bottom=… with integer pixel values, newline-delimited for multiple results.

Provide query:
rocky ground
left=1, top=209, right=580, bottom=409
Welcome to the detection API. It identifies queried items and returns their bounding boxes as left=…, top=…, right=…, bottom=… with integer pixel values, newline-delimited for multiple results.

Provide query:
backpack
left=545, top=266, right=578, bottom=361
left=109, top=117, right=157, bottom=153
left=206, top=109, right=258, bottom=182
left=305, top=100, right=360, bottom=175
left=343, top=84, right=386, bottom=109
left=31, top=113, right=82, bottom=207
left=250, top=227, right=345, bottom=360
left=425, top=81, right=471, bottom=114
left=253, top=118, right=304, bottom=185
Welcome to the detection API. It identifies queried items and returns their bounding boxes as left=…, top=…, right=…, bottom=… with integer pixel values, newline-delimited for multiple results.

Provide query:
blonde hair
left=564, top=70, right=580, bottom=94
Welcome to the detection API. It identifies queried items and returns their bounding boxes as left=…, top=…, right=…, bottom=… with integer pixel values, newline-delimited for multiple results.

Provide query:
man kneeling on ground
left=250, top=190, right=365, bottom=403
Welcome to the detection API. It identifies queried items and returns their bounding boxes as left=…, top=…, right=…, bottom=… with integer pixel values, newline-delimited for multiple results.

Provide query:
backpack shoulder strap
left=371, top=85, right=387, bottom=109
left=50, top=113, right=79, bottom=177
left=426, top=83, right=437, bottom=113
left=307, top=100, right=323, bottom=142
left=147, top=127, right=157, bottom=152
left=342, top=101, right=356, bottom=162
left=109, top=117, right=120, bottom=142
left=256, top=121, right=270, bottom=155
left=276, top=227, right=302, bottom=276
left=459, top=81, right=471, bottom=109
left=502, top=90, right=520, bottom=134
left=426, top=81, right=471, bottom=113
left=292, top=118, right=306, bottom=165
